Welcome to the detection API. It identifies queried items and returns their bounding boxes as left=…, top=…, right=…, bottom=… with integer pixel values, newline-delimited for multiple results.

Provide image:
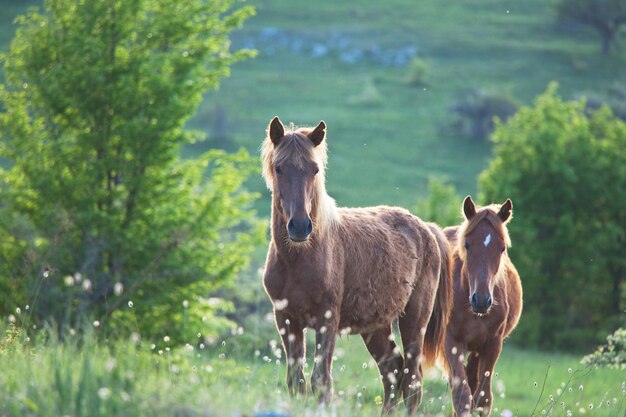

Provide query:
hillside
left=3, top=0, right=626, bottom=214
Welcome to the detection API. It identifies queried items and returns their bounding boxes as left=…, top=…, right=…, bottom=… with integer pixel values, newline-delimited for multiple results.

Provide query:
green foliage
left=413, top=177, right=462, bottom=226
left=555, top=0, right=626, bottom=54
left=582, top=328, right=626, bottom=370
left=405, top=57, right=430, bottom=86
left=0, top=0, right=262, bottom=343
left=479, top=83, right=626, bottom=350
left=450, top=89, right=519, bottom=141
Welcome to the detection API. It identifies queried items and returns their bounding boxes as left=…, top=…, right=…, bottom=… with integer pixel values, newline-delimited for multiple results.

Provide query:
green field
left=1, top=1, right=625, bottom=416
left=3, top=0, right=626, bottom=211
left=1, top=328, right=624, bottom=417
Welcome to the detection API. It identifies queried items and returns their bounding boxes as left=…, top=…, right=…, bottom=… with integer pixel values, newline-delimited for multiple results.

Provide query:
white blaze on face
left=483, top=233, right=492, bottom=247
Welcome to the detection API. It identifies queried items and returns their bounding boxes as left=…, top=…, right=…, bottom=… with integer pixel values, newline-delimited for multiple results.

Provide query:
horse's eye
left=314, top=167, right=319, bottom=175
left=275, top=165, right=282, bottom=175
left=464, top=242, right=470, bottom=251
left=501, top=247, right=506, bottom=253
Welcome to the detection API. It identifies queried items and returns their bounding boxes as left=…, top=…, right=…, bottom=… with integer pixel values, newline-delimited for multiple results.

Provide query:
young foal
left=443, top=196, right=522, bottom=417
left=261, top=117, right=452, bottom=414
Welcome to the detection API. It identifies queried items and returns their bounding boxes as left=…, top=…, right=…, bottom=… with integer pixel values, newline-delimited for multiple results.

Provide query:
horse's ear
left=308, top=120, right=326, bottom=147
left=268, top=116, right=285, bottom=145
left=463, top=195, right=476, bottom=220
left=498, top=198, right=513, bottom=223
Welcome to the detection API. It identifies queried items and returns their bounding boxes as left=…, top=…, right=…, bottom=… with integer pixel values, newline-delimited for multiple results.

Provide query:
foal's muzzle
left=287, top=217, right=313, bottom=242
left=470, top=292, right=493, bottom=314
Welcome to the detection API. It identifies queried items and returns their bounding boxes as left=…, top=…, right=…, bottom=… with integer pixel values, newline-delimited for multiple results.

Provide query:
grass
left=4, top=0, right=624, bottom=214
left=1, top=325, right=624, bottom=417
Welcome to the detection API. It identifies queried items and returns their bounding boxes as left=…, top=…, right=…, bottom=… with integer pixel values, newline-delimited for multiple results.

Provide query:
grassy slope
left=2, top=1, right=626, bottom=211
left=189, top=0, right=626, bottom=216
left=1, top=329, right=624, bottom=417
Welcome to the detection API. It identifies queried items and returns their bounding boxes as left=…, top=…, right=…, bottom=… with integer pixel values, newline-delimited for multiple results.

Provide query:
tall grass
left=1, top=324, right=624, bottom=417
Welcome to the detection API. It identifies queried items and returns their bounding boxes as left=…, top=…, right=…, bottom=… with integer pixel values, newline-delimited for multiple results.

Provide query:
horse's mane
left=261, top=126, right=339, bottom=239
left=456, top=204, right=512, bottom=259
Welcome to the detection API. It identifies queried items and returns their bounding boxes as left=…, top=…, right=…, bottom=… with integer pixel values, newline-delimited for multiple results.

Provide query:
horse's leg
left=398, top=296, right=431, bottom=414
left=311, top=316, right=338, bottom=404
left=275, top=310, right=306, bottom=396
left=473, top=338, right=503, bottom=417
left=444, top=335, right=472, bottom=417
left=466, top=351, right=480, bottom=395
left=361, top=326, right=404, bottom=414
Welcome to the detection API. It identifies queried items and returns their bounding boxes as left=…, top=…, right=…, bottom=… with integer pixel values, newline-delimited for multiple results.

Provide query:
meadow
left=1, top=323, right=624, bottom=417
left=1, top=1, right=625, bottom=416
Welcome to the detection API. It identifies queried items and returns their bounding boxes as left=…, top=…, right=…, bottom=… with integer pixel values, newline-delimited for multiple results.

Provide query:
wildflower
left=98, top=387, right=111, bottom=400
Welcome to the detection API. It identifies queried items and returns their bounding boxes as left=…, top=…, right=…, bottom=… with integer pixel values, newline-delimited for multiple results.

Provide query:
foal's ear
left=268, top=116, right=285, bottom=145
left=498, top=198, right=513, bottom=223
left=463, top=195, right=477, bottom=220
left=308, top=120, right=326, bottom=147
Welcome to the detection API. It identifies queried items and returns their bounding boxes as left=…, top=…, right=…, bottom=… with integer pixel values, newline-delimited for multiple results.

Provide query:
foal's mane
left=456, top=204, right=511, bottom=259
left=261, top=126, right=339, bottom=238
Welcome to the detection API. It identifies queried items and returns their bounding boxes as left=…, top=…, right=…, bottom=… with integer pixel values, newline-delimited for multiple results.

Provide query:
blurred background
left=0, top=0, right=624, bottom=415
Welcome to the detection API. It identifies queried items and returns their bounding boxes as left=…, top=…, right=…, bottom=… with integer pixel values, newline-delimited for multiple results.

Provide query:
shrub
left=405, top=57, right=430, bottom=86
left=413, top=177, right=462, bottom=227
left=582, top=328, right=626, bottom=369
left=450, top=89, right=519, bottom=141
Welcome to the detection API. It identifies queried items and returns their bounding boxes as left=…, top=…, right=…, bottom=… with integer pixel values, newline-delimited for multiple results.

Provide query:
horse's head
left=459, top=196, right=513, bottom=315
left=263, top=116, right=327, bottom=243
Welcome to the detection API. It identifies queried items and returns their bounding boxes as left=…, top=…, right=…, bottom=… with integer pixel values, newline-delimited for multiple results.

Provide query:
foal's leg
left=473, top=338, right=503, bottom=417
left=311, top=314, right=338, bottom=404
left=275, top=310, right=306, bottom=396
left=444, top=335, right=472, bottom=417
left=361, top=326, right=404, bottom=414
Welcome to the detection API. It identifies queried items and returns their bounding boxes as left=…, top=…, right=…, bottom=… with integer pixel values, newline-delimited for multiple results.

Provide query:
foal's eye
left=501, top=247, right=506, bottom=253
left=314, top=167, right=319, bottom=175
left=275, top=165, right=282, bottom=175
left=464, top=242, right=470, bottom=251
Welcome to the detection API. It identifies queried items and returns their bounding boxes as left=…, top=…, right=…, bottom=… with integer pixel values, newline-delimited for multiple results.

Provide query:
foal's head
left=458, top=196, right=513, bottom=315
left=261, top=116, right=329, bottom=242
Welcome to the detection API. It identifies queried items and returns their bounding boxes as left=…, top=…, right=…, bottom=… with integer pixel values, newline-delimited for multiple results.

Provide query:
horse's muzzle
left=287, top=217, right=313, bottom=242
left=470, top=292, right=492, bottom=314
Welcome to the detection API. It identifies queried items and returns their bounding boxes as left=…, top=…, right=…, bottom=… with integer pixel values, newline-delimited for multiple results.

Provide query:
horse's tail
left=423, top=223, right=453, bottom=368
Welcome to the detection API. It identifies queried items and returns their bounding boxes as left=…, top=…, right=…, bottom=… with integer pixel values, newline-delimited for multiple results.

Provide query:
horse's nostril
left=306, top=219, right=313, bottom=235
left=471, top=293, right=479, bottom=307
left=486, top=295, right=493, bottom=307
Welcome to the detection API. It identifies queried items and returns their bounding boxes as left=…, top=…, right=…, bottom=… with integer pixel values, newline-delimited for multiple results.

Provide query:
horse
left=441, top=196, right=522, bottom=417
left=261, top=116, right=452, bottom=414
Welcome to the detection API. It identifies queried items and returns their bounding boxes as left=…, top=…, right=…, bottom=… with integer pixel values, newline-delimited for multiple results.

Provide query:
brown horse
left=261, top=116, right=452, bottom=414
left=442, top=196, right=522, bottom=417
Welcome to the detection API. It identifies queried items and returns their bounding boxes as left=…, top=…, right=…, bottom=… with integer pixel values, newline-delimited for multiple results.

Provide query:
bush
left=413, top=177, right=462, bottom=226
left=0, top=0, right=262, bottom=344
left=479, top=83, right=626, bottom=350
left=582, top=328, right=626, bottom=369
left=582, top=83, right=626, bottom=121
left=405, top=57, right=430, bottom=86
left=450, top=89, right=519, bottom=141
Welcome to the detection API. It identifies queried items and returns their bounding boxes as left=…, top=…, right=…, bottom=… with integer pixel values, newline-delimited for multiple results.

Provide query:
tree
left=479, top=83, right=626, bottom=350
left=555, top=0, right=626, bottom=54
left=0, top=0, right=262, bottom=343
